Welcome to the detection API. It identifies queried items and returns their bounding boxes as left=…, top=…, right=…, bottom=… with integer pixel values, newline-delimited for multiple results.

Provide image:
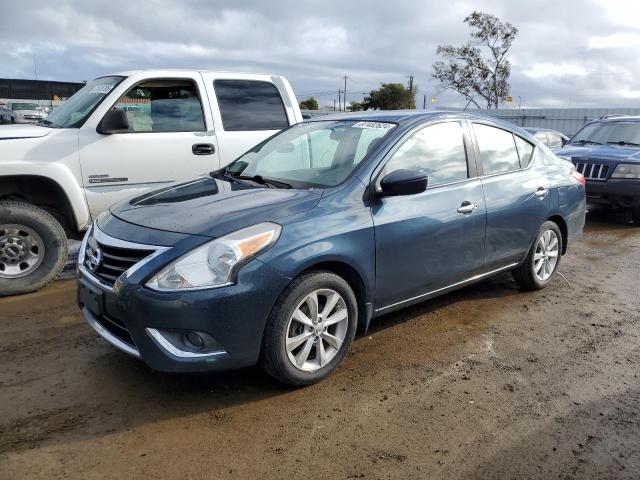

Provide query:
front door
left=78, top=75, right=219, bottom=218
left=372, top=121, right=486, bottom=309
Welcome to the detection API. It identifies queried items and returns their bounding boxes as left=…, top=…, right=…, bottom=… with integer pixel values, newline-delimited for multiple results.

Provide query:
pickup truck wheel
left=632, top=208, right=640, bottom=225
left=512, top=221, right=563, bottom=290
left=260, top=271, right=358, bottom=386
left=0, top=201, right=68, bottom=296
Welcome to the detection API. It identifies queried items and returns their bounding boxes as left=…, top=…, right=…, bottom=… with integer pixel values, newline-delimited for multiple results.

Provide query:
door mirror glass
left=98, top=109, right=130, bottom=134
left=379, top=169, right=428, bottom=196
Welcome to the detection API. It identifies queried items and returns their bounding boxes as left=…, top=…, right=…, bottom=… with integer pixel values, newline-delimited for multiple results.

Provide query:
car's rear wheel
left=632, top=207, right=640, bottom=225
left=512, top=221, right=562, bottom=290
left=0, top=201, right=68, bottom=296
left=260, top=271, right=358, bottom=386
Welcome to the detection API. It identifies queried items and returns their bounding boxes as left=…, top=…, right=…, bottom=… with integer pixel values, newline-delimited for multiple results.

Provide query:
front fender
left=0, top=129, right=89, bottom=230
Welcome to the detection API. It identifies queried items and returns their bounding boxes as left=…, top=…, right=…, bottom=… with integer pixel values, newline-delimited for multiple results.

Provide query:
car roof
left=304, top=110, right=518, bottom=128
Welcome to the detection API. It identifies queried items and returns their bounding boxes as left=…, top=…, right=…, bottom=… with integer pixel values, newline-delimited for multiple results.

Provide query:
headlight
left=146, top=222, right=281, bottom=291
left=611, top=164, right=640, bottom=179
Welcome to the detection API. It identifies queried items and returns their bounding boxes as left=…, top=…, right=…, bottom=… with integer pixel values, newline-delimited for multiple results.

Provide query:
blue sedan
left=77, top=111, right=586, bottom=385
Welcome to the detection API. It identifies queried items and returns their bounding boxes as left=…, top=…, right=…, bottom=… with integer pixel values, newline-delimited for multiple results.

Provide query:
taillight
left=570, top=169, right=586, bottom=188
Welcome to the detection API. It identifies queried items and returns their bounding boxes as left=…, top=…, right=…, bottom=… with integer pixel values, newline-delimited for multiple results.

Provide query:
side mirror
left=97, top=109, right=129, bottom=134
left=561, top=138, right=568, bottom=146
left=379, top=169, right=428, bottom=196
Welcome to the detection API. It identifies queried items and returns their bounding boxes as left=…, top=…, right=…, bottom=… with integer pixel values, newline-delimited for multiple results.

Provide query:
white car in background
left=0, top=105, right=17, bottom=124
left=5, top=102, right=48, bottom=124
left=0, top=69, right=302, bottom=295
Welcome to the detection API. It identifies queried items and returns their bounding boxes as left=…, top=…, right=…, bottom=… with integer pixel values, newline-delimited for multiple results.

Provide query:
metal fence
left=437, top=107, right=640, bottom=136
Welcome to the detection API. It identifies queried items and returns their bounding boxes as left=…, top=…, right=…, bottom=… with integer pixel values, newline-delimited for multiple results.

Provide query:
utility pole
left=333, top=99, right=336, bottom=111
left=337, top=89, right=342, bottom=111
left=33, top=53, right=38, bottom=81
left=423, top=94, right=427, bottom=110
left=343, top=76, right=347, bottom=111
left=407, top=75, right=414, bottom=109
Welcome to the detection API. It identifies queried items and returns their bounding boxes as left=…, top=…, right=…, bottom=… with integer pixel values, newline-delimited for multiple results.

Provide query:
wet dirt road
left=1, top=210, right=639, bottom=480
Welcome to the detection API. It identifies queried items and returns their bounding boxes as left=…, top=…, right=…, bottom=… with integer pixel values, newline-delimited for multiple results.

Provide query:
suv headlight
left=611, top=164, right=640, bottom=179
left=146, top=222, right=281, bottom=291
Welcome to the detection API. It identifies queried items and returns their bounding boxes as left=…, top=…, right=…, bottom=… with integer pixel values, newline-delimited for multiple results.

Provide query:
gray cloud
left=2, top=0, right=640, bottom=108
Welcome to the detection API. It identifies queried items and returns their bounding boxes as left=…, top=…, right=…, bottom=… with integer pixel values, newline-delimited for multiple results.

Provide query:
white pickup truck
left=0, top=69, right=302, bottom=295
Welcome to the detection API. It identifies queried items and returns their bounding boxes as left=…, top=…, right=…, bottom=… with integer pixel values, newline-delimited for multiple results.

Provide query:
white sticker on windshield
left=353, top=121, right=394, bottom=130
left=91, top=85, right=114, bottom=94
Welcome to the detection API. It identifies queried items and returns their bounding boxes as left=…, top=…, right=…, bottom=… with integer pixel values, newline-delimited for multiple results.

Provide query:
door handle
left=535, top=186, right=548, bottom=198
left=192, top=143, right=215, bottom=155
left=457, top=201, right=479, bottom=214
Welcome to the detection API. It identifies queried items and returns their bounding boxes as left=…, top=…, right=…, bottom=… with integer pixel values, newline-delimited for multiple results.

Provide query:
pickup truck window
left=110, top=79, right=206, bottom=133
left=42, top=76, right=123, bottom=128
left=214, top=80, right=289, bottom=131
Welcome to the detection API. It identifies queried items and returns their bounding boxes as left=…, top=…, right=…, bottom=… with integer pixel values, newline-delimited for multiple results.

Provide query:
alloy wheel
left=0, top=224, right=45, bottom=278
left=534, top=229, right=559, bottom=281
left=285, top=288, right=349, bottom=372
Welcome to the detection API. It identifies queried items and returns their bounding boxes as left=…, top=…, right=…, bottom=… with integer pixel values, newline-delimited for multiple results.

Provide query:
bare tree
left=432, top=11, right=518, bottom=109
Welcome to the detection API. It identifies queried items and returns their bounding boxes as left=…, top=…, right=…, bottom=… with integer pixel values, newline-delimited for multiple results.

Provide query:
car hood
left=110, top=177, right=324, bottom=238
left=556, top=144, right=640, bottom=163
left=0, top=124, right=52, bottom=139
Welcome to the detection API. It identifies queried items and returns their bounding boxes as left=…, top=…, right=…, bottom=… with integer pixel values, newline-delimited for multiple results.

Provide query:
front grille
left=95, top=312, right=136, bottom=348
left=84, top=238, right=155, bottom=286
left=575, top=162, right=609, bottom=181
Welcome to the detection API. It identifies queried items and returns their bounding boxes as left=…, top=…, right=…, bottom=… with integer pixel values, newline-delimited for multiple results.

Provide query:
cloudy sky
left=2, top=0, right=640, bottom=108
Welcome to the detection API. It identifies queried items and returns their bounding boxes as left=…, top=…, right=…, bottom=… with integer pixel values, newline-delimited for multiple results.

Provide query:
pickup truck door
left=78, top=73, right=219, bottom=218
left=200, top=73, right=300, bottom=166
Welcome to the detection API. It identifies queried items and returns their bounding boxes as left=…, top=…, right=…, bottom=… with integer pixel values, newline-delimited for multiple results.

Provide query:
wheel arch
left=546, top=214, right=568, bottom=255
left=294, top=259, right=373, bottom=333
left=0, top=175, right=82, bottom=238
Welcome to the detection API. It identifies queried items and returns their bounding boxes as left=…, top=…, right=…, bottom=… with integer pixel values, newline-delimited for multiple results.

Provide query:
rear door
left=372, top=120, right=486, bottom=309
left=471, top=122, right=553, bottom=269
left=78, top=73, right=219, bottom=218
left=201, top=75, right=298, bottom=166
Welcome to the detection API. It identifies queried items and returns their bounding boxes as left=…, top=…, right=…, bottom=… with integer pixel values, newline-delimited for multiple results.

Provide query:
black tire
left=0, top=201, right=68, bottom=296
left=512, top=220, right=563, bottom=290
left=260, top=271, right=358, bottom=386
left=632, top=208, right=640, bottom=225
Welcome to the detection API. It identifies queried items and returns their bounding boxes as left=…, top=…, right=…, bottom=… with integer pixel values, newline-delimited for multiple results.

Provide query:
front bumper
left=77, top=252, right=291, bottom=373
left=585, top=179, right=640, bottom=208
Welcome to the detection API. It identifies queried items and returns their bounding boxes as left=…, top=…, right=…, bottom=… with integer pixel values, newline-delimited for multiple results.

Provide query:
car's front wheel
left=512, top=221, right=563, bottom=290
left=632, top=207, right=640, bottom=225
left=260, top=271, right=358, bottom=386
left=0, top=201, right=68, bottom=296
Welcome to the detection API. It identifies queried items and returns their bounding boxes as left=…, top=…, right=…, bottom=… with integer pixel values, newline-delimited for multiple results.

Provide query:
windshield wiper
left=607, top=140, right=640, bottom=147
left=39, top=118, right=60, bottom=128
left=210, top=166, right=241, bottom=184
left=572, top=139, right=603, bottom=145
left=235, top=174, right=292, bottom=189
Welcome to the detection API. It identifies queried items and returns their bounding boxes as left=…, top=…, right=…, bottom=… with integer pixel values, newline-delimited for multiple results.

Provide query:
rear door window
left=514, top=135, right=535, bottom=168
left=214, top=80, right=289, bottom=131
left=473, top=124, right=521, bottom=175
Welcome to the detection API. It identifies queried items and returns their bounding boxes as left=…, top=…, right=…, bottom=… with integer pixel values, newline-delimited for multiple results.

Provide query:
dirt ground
left=1, top=209, right=639, bottom=480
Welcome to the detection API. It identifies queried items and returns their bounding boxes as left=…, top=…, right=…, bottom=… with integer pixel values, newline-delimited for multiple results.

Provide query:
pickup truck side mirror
left=97, top=109, right=130, bottom=134
left=379, top=169, right=428, bottom=196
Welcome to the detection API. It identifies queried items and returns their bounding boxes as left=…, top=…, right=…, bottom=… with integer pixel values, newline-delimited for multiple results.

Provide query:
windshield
left=12, top=103, right=39, bottom=111
left=43, top=76, right=124, bottom=128
left=225, top=120, right=396, bottom=188
left=570, top=121, right=640, bottom=146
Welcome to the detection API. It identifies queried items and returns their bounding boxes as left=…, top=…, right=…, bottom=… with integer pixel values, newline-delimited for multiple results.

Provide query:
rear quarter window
left=214, top=80, right=289, bottom=131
